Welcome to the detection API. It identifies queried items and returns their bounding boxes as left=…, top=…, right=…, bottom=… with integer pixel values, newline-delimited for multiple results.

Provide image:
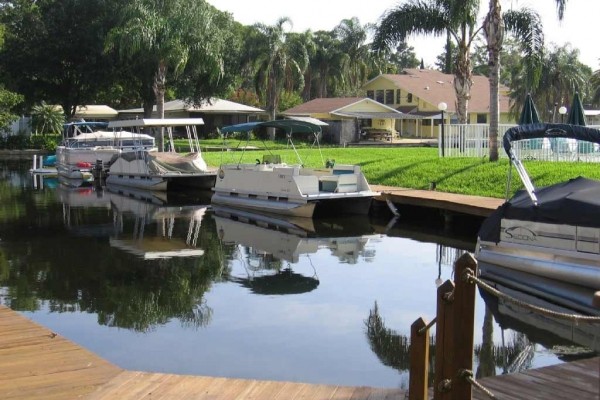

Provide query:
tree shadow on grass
left=367, top=159, right=434, bottom=183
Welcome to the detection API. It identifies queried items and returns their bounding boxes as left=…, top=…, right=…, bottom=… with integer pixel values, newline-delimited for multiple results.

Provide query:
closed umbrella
left=518, top=93, right=540, bottom=125
left=567, top=92, right=587, bottom=126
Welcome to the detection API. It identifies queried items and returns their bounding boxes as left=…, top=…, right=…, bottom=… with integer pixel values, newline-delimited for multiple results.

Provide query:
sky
left=206, top=0, right=599, bottom=70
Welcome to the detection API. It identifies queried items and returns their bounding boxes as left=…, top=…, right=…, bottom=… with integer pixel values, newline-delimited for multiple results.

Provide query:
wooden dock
left=1, top=305, right=598, bottom=399
left=372, top=185, right=504, bottom=218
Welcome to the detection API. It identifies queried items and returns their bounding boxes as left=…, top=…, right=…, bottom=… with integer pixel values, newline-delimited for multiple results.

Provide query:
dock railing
left=409, top=252, right=600, bottom=400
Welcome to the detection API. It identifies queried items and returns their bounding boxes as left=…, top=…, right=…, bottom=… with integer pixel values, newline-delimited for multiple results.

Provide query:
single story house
left=361, top=69, right=515, bottom=138
left=281, top=97, right=411, bottom=144
left=118, top=98, right=267, bottom=136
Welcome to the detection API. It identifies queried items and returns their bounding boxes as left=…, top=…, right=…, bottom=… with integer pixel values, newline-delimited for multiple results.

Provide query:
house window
left=375, top=90, right=384, bottom=103
left=407, top=93, right=413, bottom=103
left=366, top=90, right=374, bottom=100
left=477, top=113, right=487, bottom=123
left=396, top=89, right=401, bottom=104
left=360, top=119, right=372, bottom=128
left=385, top=90, right=394, bottom=105
left=422, top=119, right=432, bottom=126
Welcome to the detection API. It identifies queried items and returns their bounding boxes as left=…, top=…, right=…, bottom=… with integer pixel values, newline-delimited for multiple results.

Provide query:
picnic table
left=363, top=129, right=393, bottom=142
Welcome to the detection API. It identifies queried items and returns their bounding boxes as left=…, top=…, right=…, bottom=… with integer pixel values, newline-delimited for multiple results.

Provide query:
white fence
left=440, top=124, right=600, bottom=162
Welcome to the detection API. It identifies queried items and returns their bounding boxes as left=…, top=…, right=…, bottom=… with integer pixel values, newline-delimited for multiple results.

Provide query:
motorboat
left=475, top=123, right=600, bottom=309
left=212, top=119, right=378, bottom=218
left=56, top=121, right=156, bottom=185
left=105, top=118, right=216, bottom=191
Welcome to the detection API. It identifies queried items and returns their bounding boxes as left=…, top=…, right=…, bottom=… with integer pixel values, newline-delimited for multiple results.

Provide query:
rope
left=459, top=369, right=497, bottom=399
left=466, top=270, right=600, bottom=323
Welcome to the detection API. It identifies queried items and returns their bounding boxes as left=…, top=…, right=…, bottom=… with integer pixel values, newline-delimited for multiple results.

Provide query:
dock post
left=409, top=317, right=430, bottom=400
left=450, top=253, right=477, bottom=400
left=434, top=280, right=455, bottom=400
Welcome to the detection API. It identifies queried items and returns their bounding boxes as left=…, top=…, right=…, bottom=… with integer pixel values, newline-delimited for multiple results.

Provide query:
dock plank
left=372, top=185, right=504, bottom=217
left=1, top=305, right=598, bottom=399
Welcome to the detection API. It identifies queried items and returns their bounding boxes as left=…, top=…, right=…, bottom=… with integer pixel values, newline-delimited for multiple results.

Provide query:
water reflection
left=0, top=160, right=597, bottom=388
left=214, top=206, right=378, bottom=295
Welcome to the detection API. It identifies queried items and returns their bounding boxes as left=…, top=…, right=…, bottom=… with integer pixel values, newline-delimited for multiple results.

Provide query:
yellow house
left=282, top=97, right=409, bottom=144
left=362, top=69, right=515, bottom=138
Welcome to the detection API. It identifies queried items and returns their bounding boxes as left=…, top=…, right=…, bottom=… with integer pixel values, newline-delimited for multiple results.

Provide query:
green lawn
left=200, top=145, right=600, bottom=199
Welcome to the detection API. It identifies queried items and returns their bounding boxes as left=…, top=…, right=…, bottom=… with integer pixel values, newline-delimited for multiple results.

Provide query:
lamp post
left=559, top=106, right=567, bottom=123
left=438, top=102, right=447, bottom=157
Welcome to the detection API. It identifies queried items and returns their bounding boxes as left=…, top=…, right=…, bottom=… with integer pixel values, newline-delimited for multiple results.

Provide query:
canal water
left=0, top=159, right=593, bottom=389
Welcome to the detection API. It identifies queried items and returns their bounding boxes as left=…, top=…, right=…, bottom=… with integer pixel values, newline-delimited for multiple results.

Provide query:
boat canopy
left=503, top=123, right=600, bottom=206
left=478, top=177, right=600, bottom=243
left=220, top=119, right=323, bottom=134
left=503, top=123, right=600, bottom=156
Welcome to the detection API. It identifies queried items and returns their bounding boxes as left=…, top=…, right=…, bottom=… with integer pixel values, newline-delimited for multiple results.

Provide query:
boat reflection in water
left=479, top=275, right=600, bottom=360
left=107, top=186, right=209, bottom=260
left=214, top=206, right=378, bottom=295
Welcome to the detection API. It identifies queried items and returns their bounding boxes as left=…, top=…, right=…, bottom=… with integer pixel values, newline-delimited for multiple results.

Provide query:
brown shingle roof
left=282, top=97, right=364, bottom=114
left=367, top=69, right=510, bottom=113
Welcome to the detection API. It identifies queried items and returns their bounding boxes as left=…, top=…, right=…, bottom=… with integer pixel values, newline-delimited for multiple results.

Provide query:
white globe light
left=438, top=102, right=448, bottom=111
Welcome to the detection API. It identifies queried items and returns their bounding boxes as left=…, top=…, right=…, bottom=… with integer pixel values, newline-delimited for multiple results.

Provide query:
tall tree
left=305, top=30, right=347, bottom=99
left=334, top=18, right=372, bottom=93
left=373, top=0, right=481, bottom=123
left=106, top=0, right=232, bottom=148
left=0, top=0, right=121, bottom=118
left=243, top=18, right=308, bottom=123
left=510, top=44, right=591, bottom=122
left=483, top=2, right=543, bottom=161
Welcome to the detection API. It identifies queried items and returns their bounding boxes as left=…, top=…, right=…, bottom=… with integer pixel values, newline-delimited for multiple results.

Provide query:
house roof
left=282, top=97, right=365, bottom=115
left=119, top=98, right=265, bottom=114
left=54, top=105, right=118, bottom=118
left=282, top=97, right=411, bottom=119
left=364, top=69, right=511, bottom=114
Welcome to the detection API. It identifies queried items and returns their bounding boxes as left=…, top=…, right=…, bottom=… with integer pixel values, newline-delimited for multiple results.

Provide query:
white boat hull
left=106, top=151, right=216, bottom=192
left=212, top=163, right=377, bottom=218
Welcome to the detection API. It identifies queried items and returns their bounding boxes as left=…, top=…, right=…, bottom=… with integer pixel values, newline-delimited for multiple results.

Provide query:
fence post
left=409, top=317, right=430, bottom=400
left=434, top=280, right=455, bottom=400
left=450, top=253, right=478, bottom=400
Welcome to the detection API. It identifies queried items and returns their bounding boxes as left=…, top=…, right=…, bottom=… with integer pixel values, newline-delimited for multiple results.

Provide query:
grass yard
left=200, top=145, right=600, bottom=199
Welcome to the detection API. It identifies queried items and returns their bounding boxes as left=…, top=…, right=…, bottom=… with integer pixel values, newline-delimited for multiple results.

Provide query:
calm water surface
left=0, top=159, right=592, bottom=389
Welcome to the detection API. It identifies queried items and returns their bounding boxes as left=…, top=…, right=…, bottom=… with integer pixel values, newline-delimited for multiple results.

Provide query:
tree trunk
left=484, top=0, right=504, bottom=162
left=153, top=61, right=167, bottom=151
left=453, top=42, right=472, bottom=124
left=266, top=66, right=278, bottom=139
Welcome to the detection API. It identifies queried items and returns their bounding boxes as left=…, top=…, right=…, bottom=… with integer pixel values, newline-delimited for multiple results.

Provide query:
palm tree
left=249, top=18, right=308, bottom=125
left=483, top=2, right=543, bottom=161
left=306, top=30, right=348, bottom=99
left=510, top=45, right=591, bottom=121
left=105, top=0, right=225, bottom=150
left=373, top=0, right=481, bottom=123
left=334, top=18, right=373, bottom=94
left=30, top=101, right=65, bottom=135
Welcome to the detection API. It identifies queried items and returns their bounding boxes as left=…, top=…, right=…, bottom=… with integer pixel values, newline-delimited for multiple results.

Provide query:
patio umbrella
left=518, top=93, right=540, bottom=125
left=567, top=92, right=587, bottom=126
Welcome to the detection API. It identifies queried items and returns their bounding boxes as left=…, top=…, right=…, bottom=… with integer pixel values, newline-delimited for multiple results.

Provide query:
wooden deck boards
left=0, top=306, right=122, bottom=399
left=372, top=185, right=504, bottom=218
left=1, top=305, right=598, bottom=400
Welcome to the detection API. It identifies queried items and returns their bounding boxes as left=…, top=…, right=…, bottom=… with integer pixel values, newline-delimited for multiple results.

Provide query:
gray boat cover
left=478, top=177, right=600, bottom=243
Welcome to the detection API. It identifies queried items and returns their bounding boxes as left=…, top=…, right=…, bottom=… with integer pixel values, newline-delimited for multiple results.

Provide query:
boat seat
left=319, top=174, right=358, bottom=193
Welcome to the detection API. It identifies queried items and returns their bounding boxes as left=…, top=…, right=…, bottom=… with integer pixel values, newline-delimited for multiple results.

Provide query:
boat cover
left=503, top=123, right=600, bottom=155
left=478, top=177, right=600, bottom=243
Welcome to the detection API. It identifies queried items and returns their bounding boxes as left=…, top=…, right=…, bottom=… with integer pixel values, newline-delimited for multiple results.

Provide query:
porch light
left=558, top=106, right=567, bottom=123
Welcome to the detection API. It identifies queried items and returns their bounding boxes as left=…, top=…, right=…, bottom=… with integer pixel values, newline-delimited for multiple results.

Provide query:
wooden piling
left=409, top=317, right=430, bottom=400
left=434, top=280, right=455, bottom=400
left=450, top=253, right=478, bottom=400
